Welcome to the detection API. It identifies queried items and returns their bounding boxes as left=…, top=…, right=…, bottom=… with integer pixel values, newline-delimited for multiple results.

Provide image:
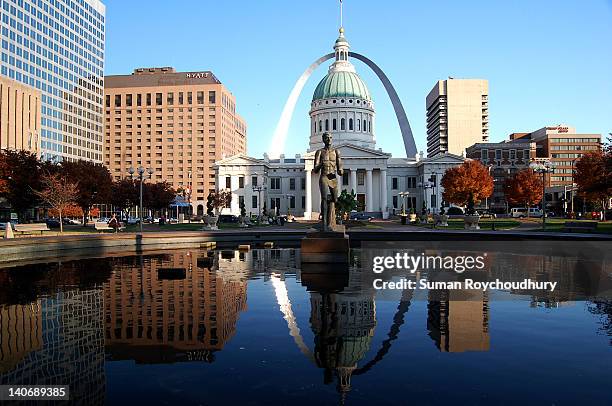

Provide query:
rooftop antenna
left=340, top=0, right=343, bottom=29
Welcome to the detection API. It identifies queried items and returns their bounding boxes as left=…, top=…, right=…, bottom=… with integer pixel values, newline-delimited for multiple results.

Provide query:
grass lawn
left=412, top=218, right=521, bottom=231
left=526, top=219, right=612, bottom=234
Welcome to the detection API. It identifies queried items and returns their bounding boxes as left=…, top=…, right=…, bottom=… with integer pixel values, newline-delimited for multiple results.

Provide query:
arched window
left=319, top=120, right=322, bottom=132
left=333, top=118, right=337, bottom=131
left=349, top=118, right=353, bottom=130
left=369, top=121, right=372, bottom=132
left=325, top=119, right=329, bottom=131
left=340, top=118, right=345, bottom=130
left=363, top=119, right=367, bottom=132
left=357, top=119, right=361, bottom=131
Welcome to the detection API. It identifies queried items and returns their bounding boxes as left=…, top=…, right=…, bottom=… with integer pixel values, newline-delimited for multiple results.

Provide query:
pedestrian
left=108, top=213, right=119, bottom=233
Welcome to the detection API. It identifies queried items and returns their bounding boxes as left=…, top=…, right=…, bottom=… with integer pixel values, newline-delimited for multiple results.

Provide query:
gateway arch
left=269, top=52, right=417, bottom=158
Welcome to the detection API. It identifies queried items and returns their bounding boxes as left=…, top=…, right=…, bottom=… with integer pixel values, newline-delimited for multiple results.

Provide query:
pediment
left=334, top=143, right=391, bottom=158
left=214, top=154, right=265, bottom=167
left=421, top=153, right=465, bottom=164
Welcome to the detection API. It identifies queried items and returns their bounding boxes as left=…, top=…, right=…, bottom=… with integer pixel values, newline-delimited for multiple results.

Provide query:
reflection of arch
left=272, top=277, right=412, bottom=373
left=269, top=52, right=417, bottom=158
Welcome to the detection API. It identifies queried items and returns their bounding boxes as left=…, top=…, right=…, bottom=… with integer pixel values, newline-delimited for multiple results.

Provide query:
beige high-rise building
left=0, top=76, right=41, bottom=155
left=104, top=67, right=247, bottom=215
left=426, top=78, right=489, bottom=157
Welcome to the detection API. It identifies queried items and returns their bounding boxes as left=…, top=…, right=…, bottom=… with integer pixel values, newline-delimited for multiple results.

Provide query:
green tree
left=336, top=189, right=357, bottom=223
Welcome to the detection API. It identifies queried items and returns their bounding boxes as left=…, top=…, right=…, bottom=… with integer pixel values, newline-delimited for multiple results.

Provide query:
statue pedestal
left=300, top=231, right=349, bottom=264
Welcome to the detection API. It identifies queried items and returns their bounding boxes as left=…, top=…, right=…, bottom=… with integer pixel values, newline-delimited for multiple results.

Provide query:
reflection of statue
left=314, top=132, right=344, bottom=232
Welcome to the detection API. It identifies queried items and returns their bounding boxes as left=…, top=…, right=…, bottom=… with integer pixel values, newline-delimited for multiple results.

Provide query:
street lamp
left=417, top=179, right=434, bottom=214
left=128, top=165, right=153, bottom=232
left=284, top=193, right=295, bottom=218
left=398, top=191, right=410, bottom=215
left=529, top=160, right=555, bottom=229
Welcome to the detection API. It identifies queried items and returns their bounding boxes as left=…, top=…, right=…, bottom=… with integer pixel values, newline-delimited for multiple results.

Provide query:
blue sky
left=104, top=0, right=612, bottom=157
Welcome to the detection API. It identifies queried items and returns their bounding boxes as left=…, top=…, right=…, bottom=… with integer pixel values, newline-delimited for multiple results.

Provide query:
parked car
left=350, top=212, right=373, bottom=221
left=45, top=218, right=61, bottom=228
left=446, top=206, right=464, bottom=216
left=126, top=217, right=140, bottom=225
left=219, top=214, right=240, bottom=223
left=510, top=207, right=543, bottom=218
left=478, top=210, right=497, bottom=219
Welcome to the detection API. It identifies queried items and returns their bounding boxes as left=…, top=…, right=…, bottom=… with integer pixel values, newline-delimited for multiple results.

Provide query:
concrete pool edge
left=0, top=229, right=610, bottom=267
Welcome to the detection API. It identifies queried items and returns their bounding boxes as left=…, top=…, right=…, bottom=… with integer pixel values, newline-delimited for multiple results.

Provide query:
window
left=408, top=177, right=417, bottom=189
left=209, top=91, right=216, bottom=104
left=137, top=94, right=142, bottom=106
left=187, top=92, right=193, bottom=104
left=156, top=93, right=162, bottom=105
left=114, top=95, right=121, bottom=107
left=319, top=120, right=322, bottom=132
left=179, top=92, right=184, bottom=104
left=332, top=119, right=337, bottom=131
left=289, top=178, right=296, bottom=190
left=146, top=93, right=152, bottom=106
left=225, top=176, right=231, bottom=189
left=481, top=149, right=488, bottom=160
left=302, top=196, right=306, bottom=208
left=301, top=178, right=306, bottom=190
left=393, top=195, right=398, bottom=208
left=197, top=91, right=204, bottom=104
left=357, top=172, right=365, bottom=186
left=495, top=149, right=502, bottom=160
left=349, top=118, right=353, bottom=130
left=510, top=149, right=516, bottom=160
left=271, top=177, right=281, bottom=190
left=341, top=118, right=345, bottom=130
left=392, top=177, right=398, bottom=190
left=252, top=195, right=258, bottom=208
left=342, top=172, right=349, bottom=186
left=126, top=94, right=132, bottom=107
left=238, top=176, right=244, bottom=188
left=105, top=95, right=110, bottom=108
left=325, top=119, right=329, bottom=131
left=363, top=119, right=367, bottom=132
left=357, top=119, right=361, bottom=131
left=289, top=196, right=295, bottom=209
left=167, top=92, right=174, bottom=105
left=252, top=176, right=258, bottom=187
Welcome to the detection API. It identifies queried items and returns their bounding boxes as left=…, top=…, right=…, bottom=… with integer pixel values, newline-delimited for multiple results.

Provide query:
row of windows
left=225, top=176, right=305, bottom=191
left=550, top=138, right=600, bottom=143
left=550, top=145, right=598, bottom=151
left=316, top=118, right=371, bottom=133
left=481, top=149, right=530, bottom=160
left=107, top=91, right=216, bottom=108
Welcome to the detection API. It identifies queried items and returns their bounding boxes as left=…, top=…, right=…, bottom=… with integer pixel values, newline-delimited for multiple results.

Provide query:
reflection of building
left=104, top=252, right=247, bottom=363
left=426, top=78, right=489, bottom=157
left=0, top=0, right=105, bottom=162
left=104, top=67, right=247, bottom=215
left=0, top=301, right=42, bottom=374
left=427, top=290, right=490, bottom=352
left=309, top=268, right=377, bottom=395
left=0, top=76, right=41, bottom=154
left=0, top=289, right=106, bottom=405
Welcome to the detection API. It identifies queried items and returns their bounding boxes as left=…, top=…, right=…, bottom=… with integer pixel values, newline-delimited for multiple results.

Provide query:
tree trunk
left=59, top=210, right=63, bottom=233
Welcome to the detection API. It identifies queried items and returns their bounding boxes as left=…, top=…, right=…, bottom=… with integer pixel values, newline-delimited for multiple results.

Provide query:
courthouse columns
left=305, top=169, right=312, bottom=218
left=366, top=169, right=373, bottom=212
left=350, top=169, right=357, bottom=194
left=380, top=169, right=388, bottom=218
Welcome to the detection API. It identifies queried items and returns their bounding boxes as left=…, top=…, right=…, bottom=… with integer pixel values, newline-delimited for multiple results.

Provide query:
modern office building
left=426, top=78, right=489, bottom=157
left=104, top=67, right=247, bottom=214
left=0, top=75, right=41, bottom=154
left=466, top=139, right=536, bottom=212
left=0, top=0, right=106, bottom=162
left=510, top=125, right=601, bottom=188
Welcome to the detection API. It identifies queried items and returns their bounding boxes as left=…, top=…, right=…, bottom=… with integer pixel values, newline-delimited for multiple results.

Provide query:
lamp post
left=398, top=191, right=410, bottom=215
left=529, top=160, right=555, bottom=230
left=128, top=166, right=153, bottom=233
left=417, top=179, right=434, bottom=213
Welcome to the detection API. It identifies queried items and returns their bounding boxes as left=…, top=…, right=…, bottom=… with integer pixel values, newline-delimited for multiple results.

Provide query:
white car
left=510, top=207, right=543, bottom=218
left=127, top=217, right=140, bottom=225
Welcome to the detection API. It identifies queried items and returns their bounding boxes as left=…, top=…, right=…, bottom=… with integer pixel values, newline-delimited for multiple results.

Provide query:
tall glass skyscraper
left=0, top=0, right=105, bottom=162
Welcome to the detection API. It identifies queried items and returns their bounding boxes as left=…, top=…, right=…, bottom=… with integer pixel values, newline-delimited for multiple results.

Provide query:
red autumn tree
left=61, top=160, right=112, bottom=225
left=575, top=150, right=610, bottom=220
left=49, top=204, right=83, bottom=218
left=33, top=173, right=79, bottom=233
left=504, top=169, right=544, bottom=216
left=0, top=150, right=43, bottom=221
left=144, top=181, right=176, bottom=216
left=441, top=160, right=493, bottom=214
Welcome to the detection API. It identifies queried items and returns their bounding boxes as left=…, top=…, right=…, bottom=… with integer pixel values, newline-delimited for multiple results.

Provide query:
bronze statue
left=314, top=132, right=344, bottom=232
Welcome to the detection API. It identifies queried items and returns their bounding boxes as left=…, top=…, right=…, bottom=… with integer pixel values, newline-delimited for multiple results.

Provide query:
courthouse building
left=104, top=67, right=247, bottom=215
left=215, top=29, right=464, bottom=219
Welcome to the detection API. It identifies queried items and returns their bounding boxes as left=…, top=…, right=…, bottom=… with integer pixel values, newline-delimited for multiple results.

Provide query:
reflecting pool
left=0, top=248, right=611, bottom=405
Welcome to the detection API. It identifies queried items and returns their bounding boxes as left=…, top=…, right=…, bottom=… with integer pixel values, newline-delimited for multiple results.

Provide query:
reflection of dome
left=312, top=70, right=371, bottom=101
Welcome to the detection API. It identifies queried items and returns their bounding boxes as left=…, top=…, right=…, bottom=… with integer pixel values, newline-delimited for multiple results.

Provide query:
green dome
left=312, top=70, right=371, bottom=102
